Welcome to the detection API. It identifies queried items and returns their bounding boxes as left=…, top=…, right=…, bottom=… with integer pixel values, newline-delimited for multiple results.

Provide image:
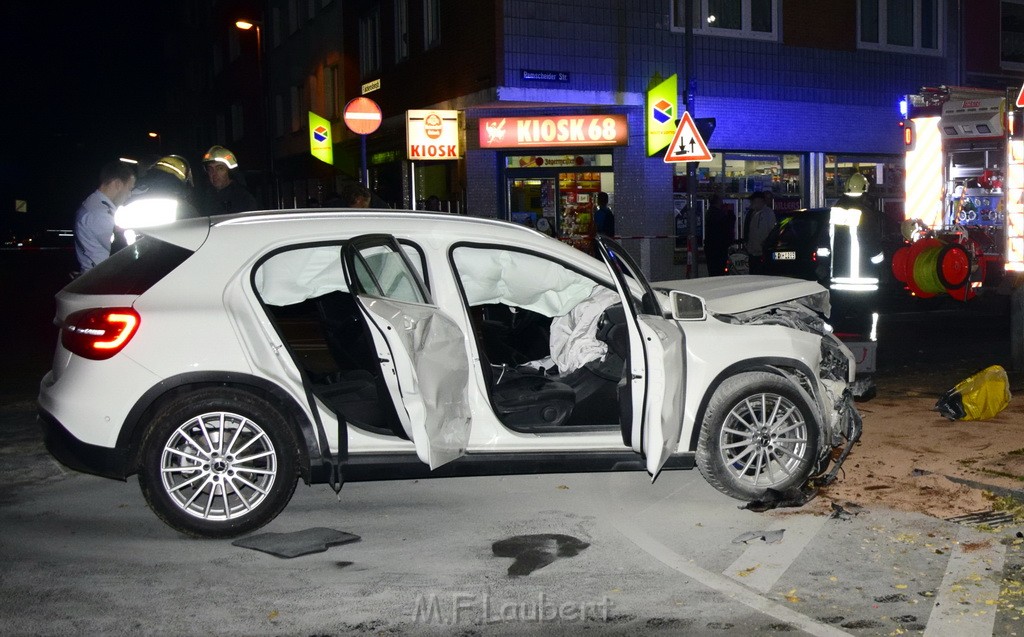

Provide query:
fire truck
left=893, top=86, right=1024, bottom=299
left=892, top=85, right=1024, bottom=364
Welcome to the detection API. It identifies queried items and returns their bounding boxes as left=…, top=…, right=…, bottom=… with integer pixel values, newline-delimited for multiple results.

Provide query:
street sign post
left=663, top=111, right=712, bottom=163
left=343, top=97, right=383, bottom=186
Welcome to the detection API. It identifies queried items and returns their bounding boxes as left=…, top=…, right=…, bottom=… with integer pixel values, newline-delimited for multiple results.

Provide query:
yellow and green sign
left=308, top=111, right=334, bottom=165
left=646, top=74, right=678, bottom=157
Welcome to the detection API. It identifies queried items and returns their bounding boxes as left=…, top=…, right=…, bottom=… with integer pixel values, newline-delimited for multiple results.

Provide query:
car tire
left=138, top=388, right=299, bottom=538
left=696, top=371, right=819, bottom=501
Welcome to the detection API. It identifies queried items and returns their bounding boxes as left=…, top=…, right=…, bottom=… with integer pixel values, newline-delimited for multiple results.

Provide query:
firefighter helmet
left=152, top=155, right=192, bottom=185
left=202, top=145, right=239, bottom=170
left=845, top=172, right=869, bottom=196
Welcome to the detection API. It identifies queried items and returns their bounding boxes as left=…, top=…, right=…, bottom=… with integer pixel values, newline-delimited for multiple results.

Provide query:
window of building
left=324, top=66, right=338, bottom=118
left=228, top=28, right=241, bottom=62
left=231, top=102, right=244, bottom=141
left=288, top=0, right=299, bottom=35
left=360, top=7, right=382, bottom=76
left=858, top=0, right=941, bottom=54
left=274, top=94, right=285, bottom=138
left=395, top=0, right=409, bottom=62
left=670, top=0, right=777, bottom=40
left=1003, top=1, right=1024, bottom=67
left=215, top=113, right=226, bottom=145
left=307, top=75, right=317, bottom=116
left=424, top=0, right=440, bottom=49
left=211, top=42, right=223, bottom=76
left=290, top=85, right=301, bottom=133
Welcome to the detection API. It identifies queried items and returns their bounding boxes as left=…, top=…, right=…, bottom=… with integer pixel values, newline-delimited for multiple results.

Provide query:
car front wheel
left=696, top=371, right=819, bottom=500
left=138, top=388, right=299, bottom=538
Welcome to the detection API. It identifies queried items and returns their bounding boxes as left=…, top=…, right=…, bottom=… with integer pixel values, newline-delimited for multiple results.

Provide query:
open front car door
left=342, top=234, right=471, bottom=469
left=596, top=237, right=686, bottom=479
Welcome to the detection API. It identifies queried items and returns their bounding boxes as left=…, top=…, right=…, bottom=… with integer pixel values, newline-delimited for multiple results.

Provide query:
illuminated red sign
left=478, top=115, right=629, bottom=149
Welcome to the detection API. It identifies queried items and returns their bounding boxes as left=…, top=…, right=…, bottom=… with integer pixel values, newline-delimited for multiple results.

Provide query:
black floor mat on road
left=232, top=527, right=361, bottom=558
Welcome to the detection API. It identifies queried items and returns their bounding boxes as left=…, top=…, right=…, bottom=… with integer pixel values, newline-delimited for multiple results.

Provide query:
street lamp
left=147, top=131, right=161, bottom=152
left=235, top=18, right=277, bottom=208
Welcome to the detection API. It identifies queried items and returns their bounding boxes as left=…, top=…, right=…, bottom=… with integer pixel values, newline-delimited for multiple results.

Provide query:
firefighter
left=830, top=172, right=883, bottom=292
left=112, top=155, right=198, bottom=250
left=197, top=145, right=259, bottom=214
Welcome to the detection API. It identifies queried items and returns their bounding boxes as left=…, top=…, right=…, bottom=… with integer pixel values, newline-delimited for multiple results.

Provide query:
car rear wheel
left=138, top=388, right=298, bottom=538
left=696, top=372, right=819, bottom=500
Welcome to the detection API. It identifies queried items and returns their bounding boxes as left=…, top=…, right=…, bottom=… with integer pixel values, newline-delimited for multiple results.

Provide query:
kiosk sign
left=478, top=115, right=628, bottom=149
left=406, top=110, right=460, bottom=159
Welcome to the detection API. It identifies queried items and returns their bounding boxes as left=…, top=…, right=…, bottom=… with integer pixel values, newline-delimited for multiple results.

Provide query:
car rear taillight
left=60, top=308, right=140, bottom=360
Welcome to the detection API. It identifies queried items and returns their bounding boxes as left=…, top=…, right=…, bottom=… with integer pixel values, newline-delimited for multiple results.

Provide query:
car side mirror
left=668, top=290, right=706, bottom=321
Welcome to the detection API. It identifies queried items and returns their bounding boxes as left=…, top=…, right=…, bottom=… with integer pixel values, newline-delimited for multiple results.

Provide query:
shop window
left=825, top=155, right=904, bottom=202
left=858, top=0, right=941, bottom=54
left=1003, top=1, right=1024, bottom=67
left=670, top=0, right=777, bottom=40
left=676, top=153, right=801, bottom=199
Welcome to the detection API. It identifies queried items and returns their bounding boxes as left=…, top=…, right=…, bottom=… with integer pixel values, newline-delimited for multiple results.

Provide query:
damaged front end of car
left=729, top=295, right=864, bottom=494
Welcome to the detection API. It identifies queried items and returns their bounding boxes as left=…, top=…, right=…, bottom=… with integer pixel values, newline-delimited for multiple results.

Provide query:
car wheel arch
left=117, top=372, right=320, bottom=482
left=687, top=357, right=822, bottom=452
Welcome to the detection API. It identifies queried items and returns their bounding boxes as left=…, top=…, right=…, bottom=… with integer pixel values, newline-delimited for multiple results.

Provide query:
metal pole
left=360, top=135, right=369, bottom=188
left=409, top=160, right=417, bottom=209
left=256, top=25, right=277, bottom=208
left=685, top=0, right=698, bottom=278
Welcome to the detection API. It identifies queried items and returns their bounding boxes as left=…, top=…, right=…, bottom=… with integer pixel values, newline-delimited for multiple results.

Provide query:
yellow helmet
left=846, top=172, right=869, bottom=196
left=152, top=155, right=192, bottom=184
left=202, top=145, right=239, bottom=170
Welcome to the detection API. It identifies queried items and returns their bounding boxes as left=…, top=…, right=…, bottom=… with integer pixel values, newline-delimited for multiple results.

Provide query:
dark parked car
left=761, top=208, right=831, bottom=285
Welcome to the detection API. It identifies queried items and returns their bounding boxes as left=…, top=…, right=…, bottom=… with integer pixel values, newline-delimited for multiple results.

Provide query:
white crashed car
left=39, top=209, right=862, bottom=538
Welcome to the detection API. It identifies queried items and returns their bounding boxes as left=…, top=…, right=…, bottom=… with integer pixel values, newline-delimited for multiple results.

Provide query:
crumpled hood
left=653, top=275, right=831, bottom=317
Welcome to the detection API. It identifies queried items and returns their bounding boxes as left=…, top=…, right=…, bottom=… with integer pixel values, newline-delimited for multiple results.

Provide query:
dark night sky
left=1, top=2, right=167, bottom=234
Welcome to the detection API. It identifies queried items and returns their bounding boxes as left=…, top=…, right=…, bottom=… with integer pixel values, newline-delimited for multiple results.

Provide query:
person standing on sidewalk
left=744, top=191, right=775, bottom=275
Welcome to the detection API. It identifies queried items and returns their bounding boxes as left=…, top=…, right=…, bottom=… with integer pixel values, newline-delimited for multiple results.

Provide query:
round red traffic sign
left=343, top=97, right=382, bottom=135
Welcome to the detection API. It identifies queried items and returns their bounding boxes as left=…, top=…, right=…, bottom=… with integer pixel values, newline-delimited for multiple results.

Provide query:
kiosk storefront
left=479, top=113, right=628, bottom=252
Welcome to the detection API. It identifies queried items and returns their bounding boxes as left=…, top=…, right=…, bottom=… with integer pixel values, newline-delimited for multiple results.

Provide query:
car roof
left=144, top=208, right=575, bottom=256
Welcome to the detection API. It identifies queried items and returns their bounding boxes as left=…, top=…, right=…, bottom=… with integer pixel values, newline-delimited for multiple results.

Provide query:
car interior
left=254, top=242, right=631, bottom=438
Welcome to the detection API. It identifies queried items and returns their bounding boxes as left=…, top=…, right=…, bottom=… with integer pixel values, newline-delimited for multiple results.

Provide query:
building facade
left=192, top=0, right=1023, bottom=279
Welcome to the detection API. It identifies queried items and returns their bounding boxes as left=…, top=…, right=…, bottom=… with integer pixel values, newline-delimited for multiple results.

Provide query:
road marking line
left=923, top=527, right=1006, bottom=637
left=606, top=516, right=850, bottom=637
left=725, top=514, right=829, bottom=593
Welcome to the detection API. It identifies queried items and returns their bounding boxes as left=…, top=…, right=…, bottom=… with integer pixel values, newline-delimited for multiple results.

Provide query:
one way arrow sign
left=663, top=111, right=712, bottom=163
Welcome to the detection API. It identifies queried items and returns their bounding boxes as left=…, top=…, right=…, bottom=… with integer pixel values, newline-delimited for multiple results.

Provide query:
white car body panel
left=41, top=210, right=855, bottom=465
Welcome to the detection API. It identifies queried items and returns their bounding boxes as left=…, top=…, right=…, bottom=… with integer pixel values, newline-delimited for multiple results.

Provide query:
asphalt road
left=2, top=398, right=1023, bottom=636
left=3, top=249, right=1023, bottom=635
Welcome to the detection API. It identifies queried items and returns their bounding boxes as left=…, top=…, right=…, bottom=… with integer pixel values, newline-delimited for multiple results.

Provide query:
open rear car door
left=595, top=237, right=686, bottom=479
left=341, top=234, right=471, bottom=469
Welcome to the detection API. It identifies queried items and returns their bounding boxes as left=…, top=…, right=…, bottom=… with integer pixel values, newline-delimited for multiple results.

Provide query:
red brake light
left=61, top=308, right=140, bottom=360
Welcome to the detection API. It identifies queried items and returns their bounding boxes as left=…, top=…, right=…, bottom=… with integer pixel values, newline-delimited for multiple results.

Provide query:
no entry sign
left=343, top=97, right=382, bottom=135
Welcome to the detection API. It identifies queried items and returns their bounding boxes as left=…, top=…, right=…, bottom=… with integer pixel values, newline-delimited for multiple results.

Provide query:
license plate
left=772, top=251, right=797, bottom=261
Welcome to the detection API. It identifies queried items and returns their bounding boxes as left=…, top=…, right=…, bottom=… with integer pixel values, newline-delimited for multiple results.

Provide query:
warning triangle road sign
left=663, top=111, right=712, bottom=163
left=1017, top=83, right=1024, bottom=108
